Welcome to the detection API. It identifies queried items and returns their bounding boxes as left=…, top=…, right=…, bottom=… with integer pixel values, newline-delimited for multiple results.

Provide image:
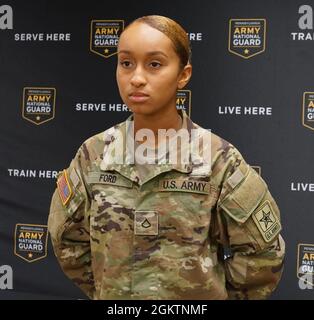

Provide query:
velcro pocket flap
left=219, top=167, right=267, bottom=223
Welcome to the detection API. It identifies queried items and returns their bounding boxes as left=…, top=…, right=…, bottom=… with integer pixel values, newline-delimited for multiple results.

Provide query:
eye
left=120, top=60, right=133, bottom=68
left=149, top=61, right=162, bottom=68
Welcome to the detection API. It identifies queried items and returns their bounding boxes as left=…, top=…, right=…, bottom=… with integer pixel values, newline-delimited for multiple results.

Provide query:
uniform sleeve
left=48, top=146, right=95, bottom=299
left=213, top=146, right=285, bottom=300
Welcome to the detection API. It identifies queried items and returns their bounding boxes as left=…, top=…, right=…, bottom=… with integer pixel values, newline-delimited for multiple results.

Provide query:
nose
left=130, top=65, right=147, bottom=87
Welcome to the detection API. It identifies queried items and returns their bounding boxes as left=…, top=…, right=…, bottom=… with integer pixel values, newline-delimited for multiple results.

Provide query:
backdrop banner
left=0, top=0, right=313, bottom=299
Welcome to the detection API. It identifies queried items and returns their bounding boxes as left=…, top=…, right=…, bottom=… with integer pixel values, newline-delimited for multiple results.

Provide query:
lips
left=129, top=92, right=150, bottom=103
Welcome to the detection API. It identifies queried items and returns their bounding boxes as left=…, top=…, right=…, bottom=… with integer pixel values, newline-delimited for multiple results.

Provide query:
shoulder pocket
left=66, top=189, right=85, bottom=216
left=219, top=167, right=267, bottom=223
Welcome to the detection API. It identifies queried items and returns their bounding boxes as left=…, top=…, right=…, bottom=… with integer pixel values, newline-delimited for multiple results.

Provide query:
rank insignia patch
left=134, top=211, right=158, bottom=236
left=57, top=170, right=72, bottom=206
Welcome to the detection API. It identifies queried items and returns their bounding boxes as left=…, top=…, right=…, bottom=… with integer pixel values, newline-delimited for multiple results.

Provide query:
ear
left=177, top=64, right=192, bottom=89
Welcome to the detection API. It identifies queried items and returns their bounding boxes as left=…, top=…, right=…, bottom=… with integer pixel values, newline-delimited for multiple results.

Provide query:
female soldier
left=48, top=15, right=285, bottom=300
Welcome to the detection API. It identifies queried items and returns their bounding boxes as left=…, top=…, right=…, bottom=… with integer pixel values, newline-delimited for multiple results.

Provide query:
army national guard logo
left=302, top=92, right=314, bottom=131
left=14, top=224, right=48, bottom=262
left=90, top=20, right=124, bottom=58
left=297, top=244, right=314, bottom=286
left=22, top=87, right=56, bottom=125
left=176, top=90, right=191, bottom=117
left=229, top=19, right=266, bottom=59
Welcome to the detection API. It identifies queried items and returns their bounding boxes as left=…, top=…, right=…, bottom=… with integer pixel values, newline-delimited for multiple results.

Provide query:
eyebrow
left=118, top=50, right=168, bottom=58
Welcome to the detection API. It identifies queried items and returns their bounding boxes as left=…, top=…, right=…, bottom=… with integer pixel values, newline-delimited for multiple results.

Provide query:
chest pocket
left=87, top=171, right=136, bottom=237
left=148, top=174, right=218, bottom=247
left=157, top=176, right=213, bottom=213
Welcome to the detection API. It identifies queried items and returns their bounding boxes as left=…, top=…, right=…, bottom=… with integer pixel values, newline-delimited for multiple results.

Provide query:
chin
left=128, top=104, right=157, bottom=116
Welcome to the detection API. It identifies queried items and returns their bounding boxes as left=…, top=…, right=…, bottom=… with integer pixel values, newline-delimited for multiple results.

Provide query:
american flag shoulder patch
left=57, top=170, right=73, bottom=206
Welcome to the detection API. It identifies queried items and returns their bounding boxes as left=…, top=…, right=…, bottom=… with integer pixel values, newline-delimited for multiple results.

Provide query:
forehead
left=118, top=22, right=175, bottom=56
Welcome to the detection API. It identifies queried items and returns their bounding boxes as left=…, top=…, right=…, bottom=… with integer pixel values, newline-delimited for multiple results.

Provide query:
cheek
left=116, top=72, right=128, bottom=93
left=155, top=73, right=179, bottom=93
left=159, top=68, right=180, bottom=86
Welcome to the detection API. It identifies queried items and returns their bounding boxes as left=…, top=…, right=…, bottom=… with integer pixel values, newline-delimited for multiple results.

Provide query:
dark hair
left=124, top=15, right=192, bottom=68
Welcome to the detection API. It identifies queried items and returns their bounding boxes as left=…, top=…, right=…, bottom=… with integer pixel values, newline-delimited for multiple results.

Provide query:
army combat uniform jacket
left=48, top=110, right=285, bottom=300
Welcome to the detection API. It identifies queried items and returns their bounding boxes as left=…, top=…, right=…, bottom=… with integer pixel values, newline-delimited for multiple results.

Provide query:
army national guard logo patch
left=252, top=200, right=281, bottom=243
left=134, top=211, right=158, bottom=236
left=176, top=90, right=192, bottom=117
left=228, top=19, right=266, bottom=59
left=302, top=92, right=314, bottom=131
left=22, top=87, right=56, bottom=125
left=297, top=244, right=314, bottom=287
left=90, top=20, right=124, bottom=58
left=14, top=224, right=48, bottom=262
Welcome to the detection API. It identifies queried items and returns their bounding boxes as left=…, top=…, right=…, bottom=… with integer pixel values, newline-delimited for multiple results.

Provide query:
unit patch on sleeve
left=252, top=200, right=281, bottom=243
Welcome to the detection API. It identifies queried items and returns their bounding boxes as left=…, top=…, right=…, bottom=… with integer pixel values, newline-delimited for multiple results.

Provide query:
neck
left=133, top=107, right=183, bottom=146
left=133, top=107, right=182, bottom=142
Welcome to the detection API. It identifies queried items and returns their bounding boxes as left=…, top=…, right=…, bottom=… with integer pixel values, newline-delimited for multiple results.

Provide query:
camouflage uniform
left=48, top=109, right=285, bottom=300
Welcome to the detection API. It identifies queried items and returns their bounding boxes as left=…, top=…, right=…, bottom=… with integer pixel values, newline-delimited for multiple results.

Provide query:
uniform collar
left=100, top=109, right=210, bottom=185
